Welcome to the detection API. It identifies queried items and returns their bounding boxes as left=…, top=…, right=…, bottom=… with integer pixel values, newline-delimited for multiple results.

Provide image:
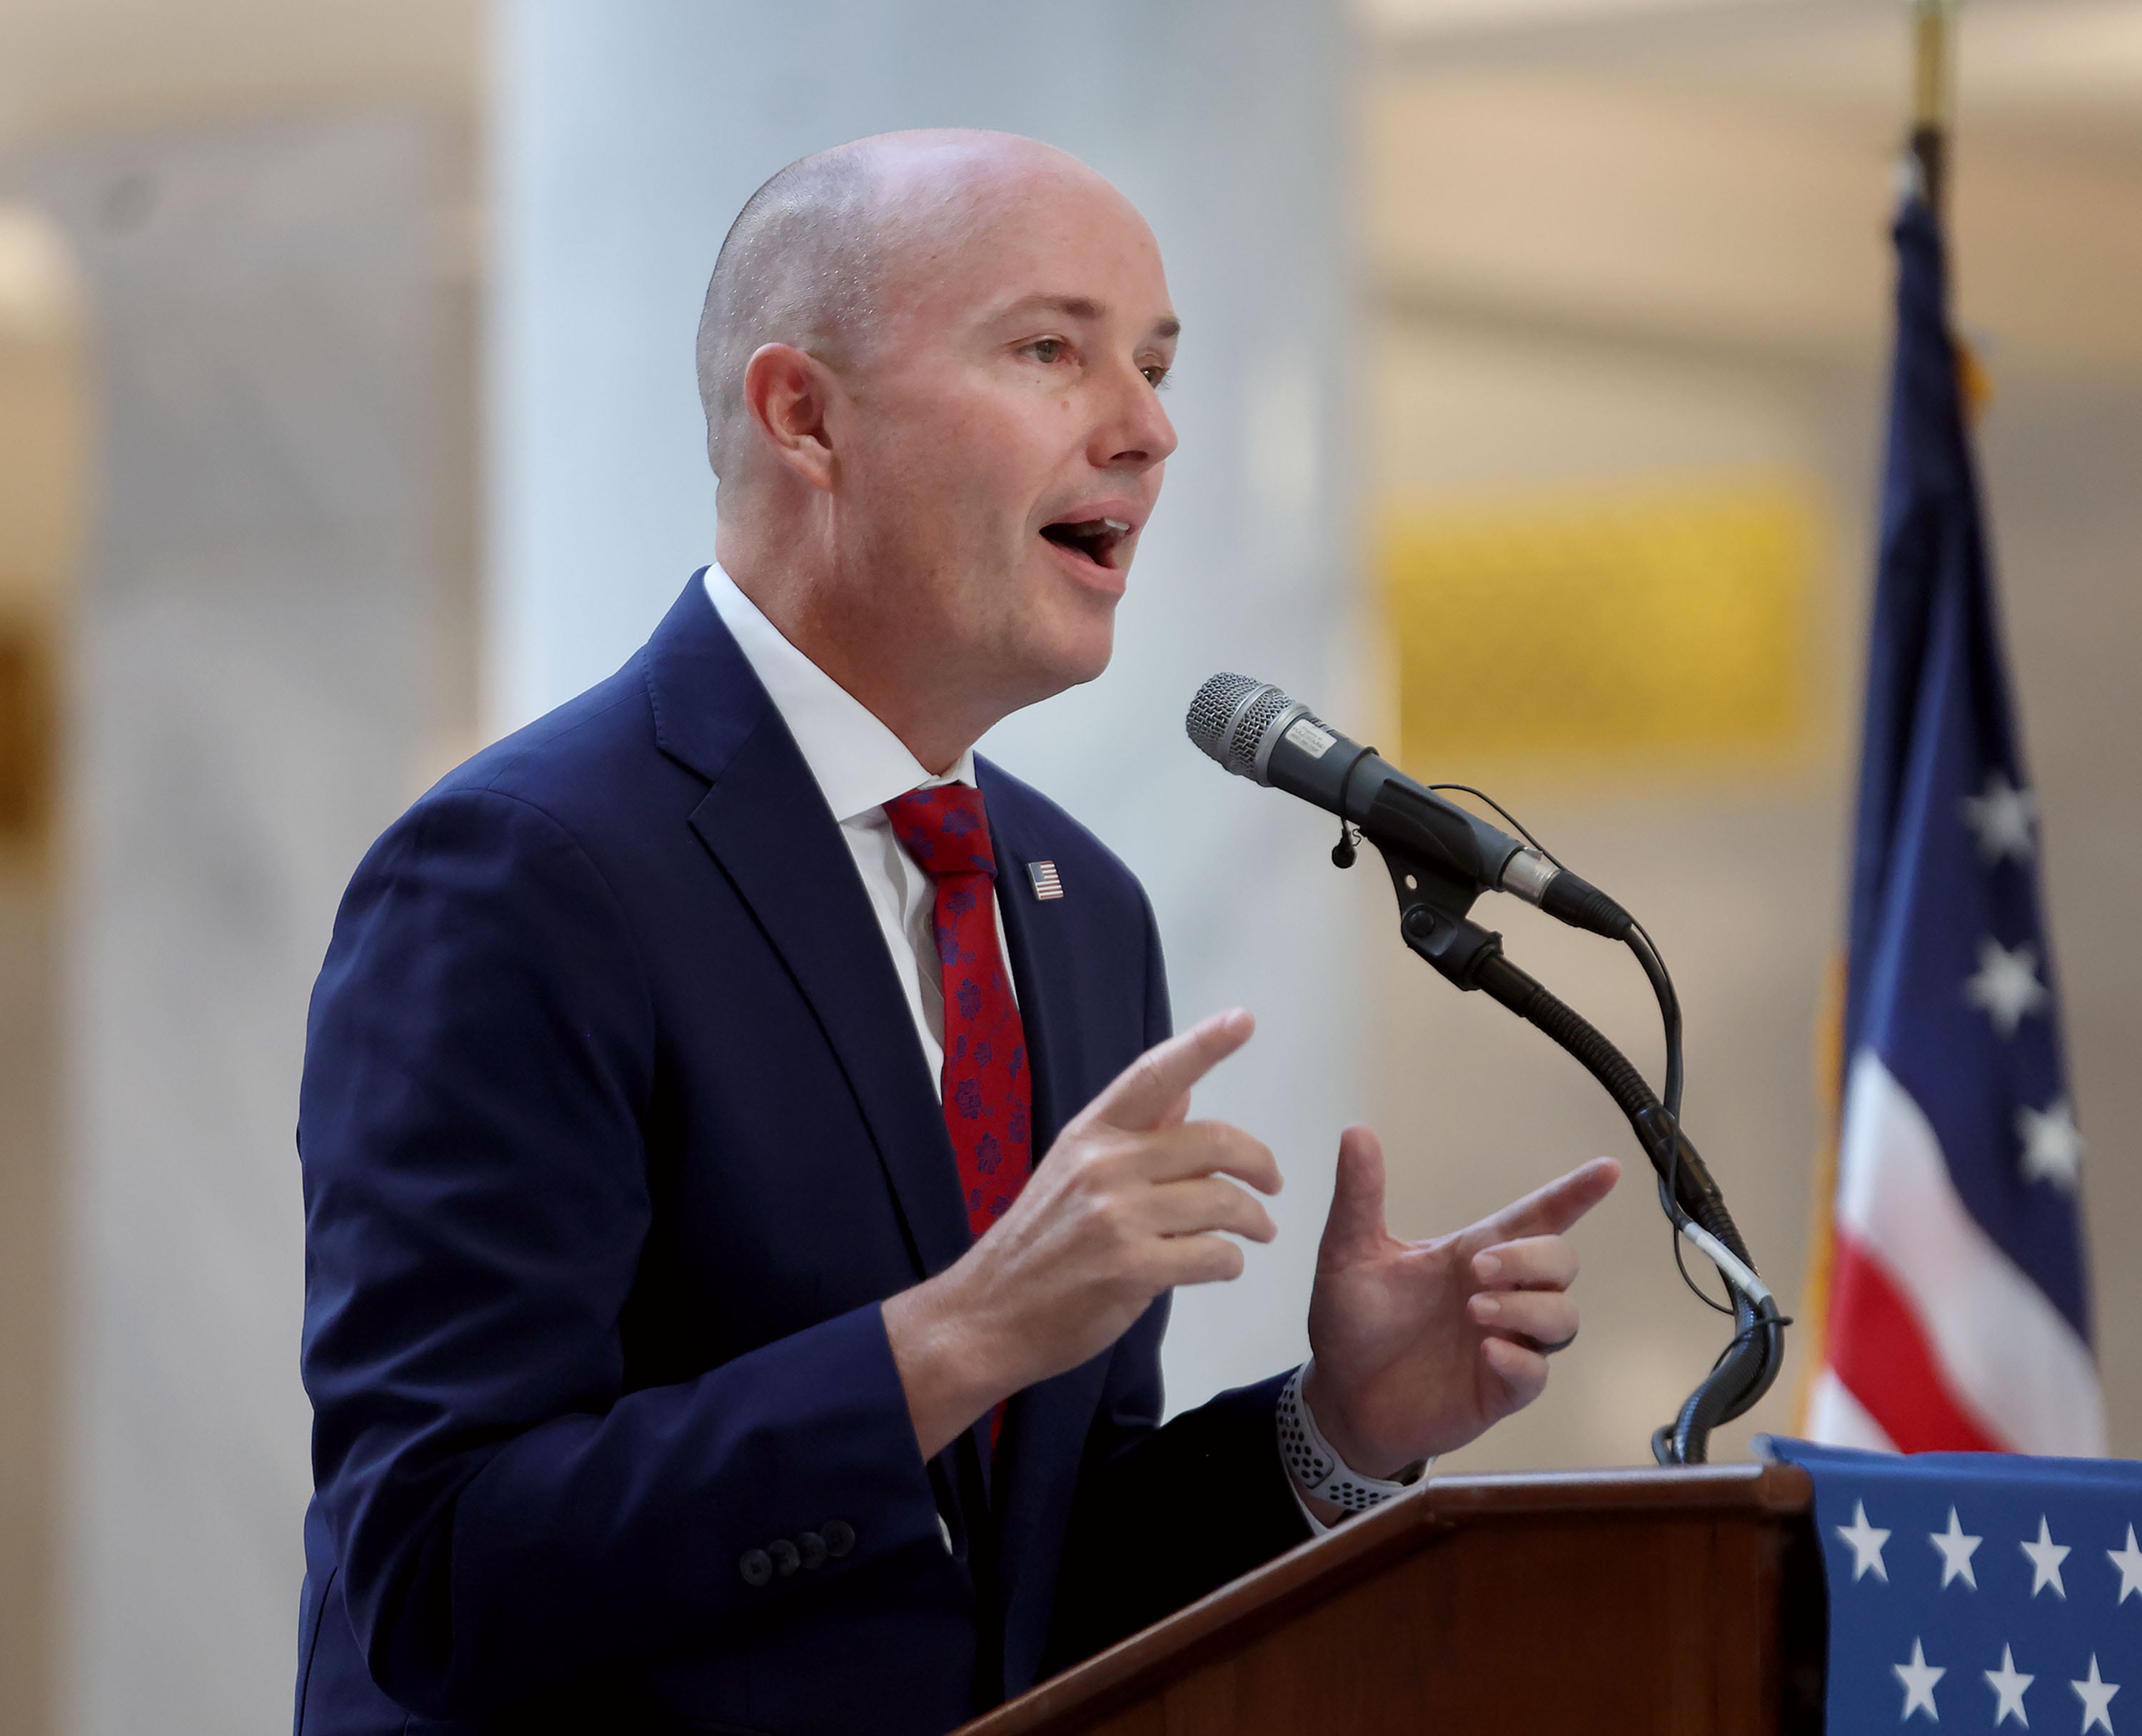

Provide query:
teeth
left=1102, top=518, right=1130, bottom=533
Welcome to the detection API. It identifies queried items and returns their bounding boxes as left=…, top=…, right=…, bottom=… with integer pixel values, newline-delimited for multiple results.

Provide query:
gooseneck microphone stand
left=1350, top=805, right=1787, bottom=1466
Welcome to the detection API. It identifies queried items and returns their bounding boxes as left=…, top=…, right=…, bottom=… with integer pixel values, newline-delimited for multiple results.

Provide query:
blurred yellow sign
left=1379, top=476, right=1818, bottom=773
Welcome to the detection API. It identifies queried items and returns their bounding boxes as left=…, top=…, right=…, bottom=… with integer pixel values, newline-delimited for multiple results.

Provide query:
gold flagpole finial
left=1909, top=0, right=1959, bottom=218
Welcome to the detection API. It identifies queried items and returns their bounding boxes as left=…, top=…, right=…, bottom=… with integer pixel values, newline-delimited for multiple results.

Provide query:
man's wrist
left=1280, top=1360, right=1429, bottom=1517
left=1298, top=1358, right=1420, bottom=1483
left=880, top=1269, right=1019, bottom=1460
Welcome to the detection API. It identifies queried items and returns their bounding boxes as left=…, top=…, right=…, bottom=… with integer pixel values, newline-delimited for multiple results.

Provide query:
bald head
left=699, top=128, right=1179, bottom=767
left=695, top=130, right=1113, bottom=488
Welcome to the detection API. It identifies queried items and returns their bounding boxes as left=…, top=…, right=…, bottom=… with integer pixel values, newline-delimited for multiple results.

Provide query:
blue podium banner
left=1764, top=1438, right=2141, bottom=1731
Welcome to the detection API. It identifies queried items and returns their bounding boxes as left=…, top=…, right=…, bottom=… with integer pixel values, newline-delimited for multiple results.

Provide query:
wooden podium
left=960, top=1464, right=1825, bottom=1735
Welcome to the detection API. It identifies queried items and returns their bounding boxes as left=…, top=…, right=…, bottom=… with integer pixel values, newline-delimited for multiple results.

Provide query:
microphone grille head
left=1186, top=673, right=1258, bottom=761
left=1185, top=673, right=1296, bottom=782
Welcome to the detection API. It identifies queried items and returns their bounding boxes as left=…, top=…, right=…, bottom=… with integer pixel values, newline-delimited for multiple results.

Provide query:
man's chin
left=1031, top=653, right=1115, bottom=712
left=981, top=563, right=1122, bottom=713
left=1005, top=617, right=1117, bottom=713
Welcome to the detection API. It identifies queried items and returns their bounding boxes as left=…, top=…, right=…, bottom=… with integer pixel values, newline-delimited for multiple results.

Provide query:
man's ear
left=741, top=342, right=838, bottom=493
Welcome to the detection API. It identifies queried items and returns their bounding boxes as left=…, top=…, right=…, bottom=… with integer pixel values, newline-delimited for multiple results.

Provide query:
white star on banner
left=2073, top=1655, right=2119, bottom=1735
left=2110, top=1525, right=2142, bottom=1605
left=1963, top=773, right=2038, bottom=863
left=1966, top=938, right=2050, bottom=1038
left=1986, top=1644, right=2034, bottom=1728
left=2022, top=1515, right=2071, bottom=1599
left=1896, top=1637, right=1946, bottom=1723
left=1839, top=1500, right=1892, bottom=1582
left=1931, top=1506, right=1983, bottom=1589
left=2017, top=1100, right=2084, bottom=1190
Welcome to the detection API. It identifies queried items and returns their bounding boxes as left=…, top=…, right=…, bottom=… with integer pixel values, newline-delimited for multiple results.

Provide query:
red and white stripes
left=1808, top=1053, right=2104, bottom=1456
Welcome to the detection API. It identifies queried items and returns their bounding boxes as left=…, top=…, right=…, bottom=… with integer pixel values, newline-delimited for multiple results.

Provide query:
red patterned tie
left=881, top=784, right=1034, bottom=1240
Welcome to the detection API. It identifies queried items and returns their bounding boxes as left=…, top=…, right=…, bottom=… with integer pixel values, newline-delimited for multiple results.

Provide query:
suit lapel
left=980, top=763, right=1119, bottom=1580
left=647, top=578, right=972, bottom=1283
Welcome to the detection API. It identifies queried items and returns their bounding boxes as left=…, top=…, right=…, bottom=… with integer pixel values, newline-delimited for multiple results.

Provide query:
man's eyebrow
left=993, top=294, right=1181, bottom=342
left=997, top=293, right=1105, bottom=323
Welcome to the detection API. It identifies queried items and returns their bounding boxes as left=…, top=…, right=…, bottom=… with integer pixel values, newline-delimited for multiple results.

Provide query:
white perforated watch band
left=1277, top=1360, right=1429, bottom=1515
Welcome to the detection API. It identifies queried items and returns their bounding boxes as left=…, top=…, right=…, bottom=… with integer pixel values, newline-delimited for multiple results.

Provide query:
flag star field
left=1770, top=1440, right=2142, bottom=1734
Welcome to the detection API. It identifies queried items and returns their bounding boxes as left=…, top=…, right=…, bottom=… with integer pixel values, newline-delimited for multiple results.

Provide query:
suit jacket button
left=798, top=1531, right=828, bottom=1570
left=769, top=1538, right=801, bottom=1577
left=822, top=1519, right=855, bottom=1558
left=738, top=1549, right=773, bottom=1587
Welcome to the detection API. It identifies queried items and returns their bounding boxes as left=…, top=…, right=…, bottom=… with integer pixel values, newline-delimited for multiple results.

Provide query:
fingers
left=1468, top=1288, right=1577, bottom=1348
left=1479, top=1335, right=1549, bottom=1415
left=1138, top=1119, right=1282, bottom=1195
left=1317, top=1124, right=1388, bottom=1263
left=1153, top=1233, right=1250, bottom=1288
left=1475, top=1155, right=1621, bottom=1245
left=1087, top=1009, right=1255, bottom=1133
left=1470, top=1235, right=1578, bottom=1293
left=1145, top=1174, right=1279, bottom=1244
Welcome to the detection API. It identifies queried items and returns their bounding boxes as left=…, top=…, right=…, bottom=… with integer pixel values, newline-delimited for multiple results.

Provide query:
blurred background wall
left=0, top=9, right=481, bottom=1735
left=0, top=192, right=79, bottom=1736
left=0, top=1, right=2136, bottom=1732
left=28, top=111, right=475, bottom=1736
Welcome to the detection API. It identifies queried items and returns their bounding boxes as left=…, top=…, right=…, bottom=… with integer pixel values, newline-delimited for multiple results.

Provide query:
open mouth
left=1040, top=516, right=1133, bottom=571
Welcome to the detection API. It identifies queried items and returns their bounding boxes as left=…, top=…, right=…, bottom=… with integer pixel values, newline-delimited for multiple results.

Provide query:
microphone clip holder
left=1382, top=846, right=1504, bottom=992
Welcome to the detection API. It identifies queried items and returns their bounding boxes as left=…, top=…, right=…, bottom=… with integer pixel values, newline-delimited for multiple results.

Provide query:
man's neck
left=718, top=551, right=982, bottom=778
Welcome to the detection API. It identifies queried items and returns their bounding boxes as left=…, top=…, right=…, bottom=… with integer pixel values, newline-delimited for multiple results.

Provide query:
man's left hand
left=1302, top=1126, right=1620, bottom=1486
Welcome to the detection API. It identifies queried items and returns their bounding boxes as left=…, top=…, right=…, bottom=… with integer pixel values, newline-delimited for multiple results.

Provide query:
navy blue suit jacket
left=294, top=578, right=1307, bottom=1735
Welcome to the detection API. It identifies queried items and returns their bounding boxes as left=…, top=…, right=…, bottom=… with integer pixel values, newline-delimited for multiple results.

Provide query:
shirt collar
left=702, top=563, right=975, bottom=823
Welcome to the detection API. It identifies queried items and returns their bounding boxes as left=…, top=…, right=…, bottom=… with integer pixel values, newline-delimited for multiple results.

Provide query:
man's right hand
left=881, top=1008, right=1279, bottom=1460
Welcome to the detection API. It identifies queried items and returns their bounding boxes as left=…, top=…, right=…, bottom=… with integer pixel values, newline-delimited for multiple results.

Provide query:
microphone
left=1185, top=673, right=1632, bottom=938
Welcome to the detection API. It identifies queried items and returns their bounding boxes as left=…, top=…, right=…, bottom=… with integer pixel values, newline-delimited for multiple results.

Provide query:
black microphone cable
left=1414, top=788, right=1789, bottom=1462
left=1424, top=786, right=1746, bottom=1330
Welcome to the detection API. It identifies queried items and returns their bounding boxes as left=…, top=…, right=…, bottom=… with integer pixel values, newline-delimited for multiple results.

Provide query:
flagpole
left=1909, top=0, right=1957, bottom=219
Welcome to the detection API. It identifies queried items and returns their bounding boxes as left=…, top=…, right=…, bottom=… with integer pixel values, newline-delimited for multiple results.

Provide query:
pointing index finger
left=1087, top=1009, right=1255, bottom=1133
left=1472, top=1155, right=1621, bottom=1246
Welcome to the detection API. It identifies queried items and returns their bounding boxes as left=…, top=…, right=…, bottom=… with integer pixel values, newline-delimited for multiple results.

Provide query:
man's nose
left=1091, top=363, right=1178, bottom=472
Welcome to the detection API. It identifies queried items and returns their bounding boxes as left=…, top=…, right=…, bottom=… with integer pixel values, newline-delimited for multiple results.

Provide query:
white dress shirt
left=701, top=564, right=1014, bottom=1093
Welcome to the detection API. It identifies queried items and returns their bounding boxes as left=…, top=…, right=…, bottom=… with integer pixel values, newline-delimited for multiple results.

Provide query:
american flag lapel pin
left=1025, top=861, right=1064, bottom=902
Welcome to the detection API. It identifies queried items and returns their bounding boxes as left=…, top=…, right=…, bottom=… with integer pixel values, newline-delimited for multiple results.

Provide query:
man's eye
left=1142, top=365, right=1170, bottom=388
left=1026, top=338, right=1065, bottom=363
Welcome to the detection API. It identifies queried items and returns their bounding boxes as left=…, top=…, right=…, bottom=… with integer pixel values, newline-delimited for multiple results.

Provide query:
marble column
left=31, top=114, right=449, bottom=1736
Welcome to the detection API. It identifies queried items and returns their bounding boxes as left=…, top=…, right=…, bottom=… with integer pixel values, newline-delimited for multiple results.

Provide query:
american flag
left=1768, top=1439, right=2141, bottom=1733
left=1025, top=861, right=1063, bottom=902
left=1804, top=191, right=2103, bottom=1455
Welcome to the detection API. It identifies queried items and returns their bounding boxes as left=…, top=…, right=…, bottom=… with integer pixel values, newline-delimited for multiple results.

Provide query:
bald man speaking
left=295, top=132, right=1616, bottom=1736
